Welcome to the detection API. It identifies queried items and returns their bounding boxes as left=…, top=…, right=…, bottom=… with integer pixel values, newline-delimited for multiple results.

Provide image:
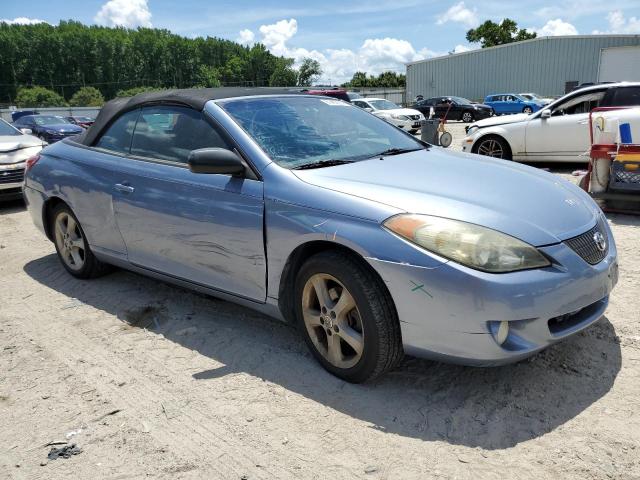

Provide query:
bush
left=69, top=86, right=104, bottom=107
left=15, top=86, right=67, bottom=107
left=115, top=86, right=166, bottom=98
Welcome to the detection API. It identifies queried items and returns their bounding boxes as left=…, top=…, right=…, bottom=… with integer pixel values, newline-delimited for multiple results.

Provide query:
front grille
left=0, top=168, right=24, bottom=184
left=564, top=218, right=609, bottom=265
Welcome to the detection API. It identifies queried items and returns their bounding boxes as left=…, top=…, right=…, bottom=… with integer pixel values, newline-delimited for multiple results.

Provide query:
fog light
left=496, top=321, right=509, bottom=345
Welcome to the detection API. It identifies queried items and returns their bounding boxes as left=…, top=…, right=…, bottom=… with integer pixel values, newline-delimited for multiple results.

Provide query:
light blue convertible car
left=23, top=88, right=618, bottom=382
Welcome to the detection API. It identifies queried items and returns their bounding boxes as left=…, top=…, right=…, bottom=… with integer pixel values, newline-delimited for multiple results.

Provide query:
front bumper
left=390, top=118, right=422, bottom=131
left=0, top=162, right=26, bottom=199
left=368, top=223, right=618, bottom=366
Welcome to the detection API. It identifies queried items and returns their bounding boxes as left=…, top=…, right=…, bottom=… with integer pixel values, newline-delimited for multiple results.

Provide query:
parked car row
left=462, top=82, right=640, bottom=162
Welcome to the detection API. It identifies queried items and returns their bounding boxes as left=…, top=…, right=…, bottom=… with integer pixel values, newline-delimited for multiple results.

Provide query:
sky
left=2, top=0, right=640, bottom=83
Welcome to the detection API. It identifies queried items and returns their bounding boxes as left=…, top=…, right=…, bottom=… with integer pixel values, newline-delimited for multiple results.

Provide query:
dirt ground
left=1, top=145, right=640, bottom=479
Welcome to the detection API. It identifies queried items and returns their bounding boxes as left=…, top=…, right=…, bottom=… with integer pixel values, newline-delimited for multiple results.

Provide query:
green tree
left=466, top=19, right=536, bottom=48
left=15, top=86, right=67, bottom=107
left=196, top=65, right=222, bottom=87
left=115, top=86, right=165, bottom=97
left=69, top=86, right=105, bottom=106
left=269, top=64, right=297, bottom=87
left=342, top=71, right=405, bottom=88
left=297, top=58, right=322, bottom=86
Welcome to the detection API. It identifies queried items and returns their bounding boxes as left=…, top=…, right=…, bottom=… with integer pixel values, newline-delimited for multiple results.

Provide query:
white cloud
left=95, top=0, right=152, bottom=28
left=436, top=2, right=479, bottom=28
left=0, top=17, right=47, bottom=25
left=236, top=29, right=255, bottom=46
left=251, top=18, right=443, bottom=84
left=536, top=18, right=579, bottom=36
left=593, top=10, right=640, bottom=34
left=452, top=44, right=473, bottom=53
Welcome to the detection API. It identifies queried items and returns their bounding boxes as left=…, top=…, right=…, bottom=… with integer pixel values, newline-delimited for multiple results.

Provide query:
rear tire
left=51, top=203, right=112, bottom=279
left=294, top=251, right=403, bottom=383
left=461, top=111, right=474, bottom=123
left=523, top=106, right=533, bottom=114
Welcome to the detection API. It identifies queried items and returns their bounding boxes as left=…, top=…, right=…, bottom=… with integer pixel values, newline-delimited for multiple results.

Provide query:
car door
left=111, top=105, right=266, bottom=301
left=524, top=89, right=607, bottom=161
left=490, top=96, right=505, bottom=114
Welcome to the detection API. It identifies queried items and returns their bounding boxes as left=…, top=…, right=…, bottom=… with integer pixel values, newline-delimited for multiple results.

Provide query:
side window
left=130, top=106, right=231, bottom=164
left=552, top=90, right=606, bottom=116
left=610, top=87, right=640, bottom=107
left=353, top=101, right=367, bottom=109
left=95, top=109, right=139, bottom=154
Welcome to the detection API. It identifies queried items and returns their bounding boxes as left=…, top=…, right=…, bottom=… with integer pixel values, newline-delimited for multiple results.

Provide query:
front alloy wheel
left=295, top=251, right=403, bottom=383
left=475, top=137, right=510, bottom=159
left=302, top=273, right=364, bottom=369
left=461, top=111, right=474, bottom=123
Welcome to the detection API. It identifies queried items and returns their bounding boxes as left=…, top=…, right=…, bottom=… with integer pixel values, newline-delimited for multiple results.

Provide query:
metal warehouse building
left=406, top=35, right=640, bottom=102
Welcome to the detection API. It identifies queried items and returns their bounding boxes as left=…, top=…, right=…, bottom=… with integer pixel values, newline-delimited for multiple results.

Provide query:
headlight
left=383, top=214, right=551, bottom=273
left=391, top=114, right=409, bottom=120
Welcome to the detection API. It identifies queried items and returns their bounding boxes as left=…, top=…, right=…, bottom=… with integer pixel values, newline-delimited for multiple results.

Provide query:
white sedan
left=352, top=98, right=424, bottom=134
left=463, top=82, right=640, bottom=162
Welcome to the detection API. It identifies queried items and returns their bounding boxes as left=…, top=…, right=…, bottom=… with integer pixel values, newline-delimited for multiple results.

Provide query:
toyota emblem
left=593, top=231, right=607, bottom=252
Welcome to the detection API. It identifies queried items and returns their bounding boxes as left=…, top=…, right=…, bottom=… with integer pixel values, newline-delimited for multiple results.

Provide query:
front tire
left=473, top=135, right=512, bottom=160
left=294, top=251, right=403, bottom=383
left=51, top=204, right=112, bottom=279
left=461, top=111, right=474, bottom=123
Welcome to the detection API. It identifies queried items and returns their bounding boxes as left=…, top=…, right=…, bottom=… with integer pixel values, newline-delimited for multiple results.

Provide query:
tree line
left=0, top=21, right=322, bottom=106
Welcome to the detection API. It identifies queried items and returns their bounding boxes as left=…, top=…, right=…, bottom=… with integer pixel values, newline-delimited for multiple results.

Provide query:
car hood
left=376, top=108, right=422, bottom=117
left=473, top=113, right=531, bottom=128
left=0, top=135, right=44, bottom=163
left=39, top=124, right=83, bottom=132
left=293, top=148, right=598, bottom=246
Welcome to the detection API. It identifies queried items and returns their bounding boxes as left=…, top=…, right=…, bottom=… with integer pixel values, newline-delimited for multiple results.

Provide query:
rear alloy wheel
left=461, top=111, right=474, bottom=123
left=51, top=204, right=112, bottom=279
left=295, top=251, right=403, bottom=383
left=475, top=136, right=511, bottom=160
left=523, top=106, right=533, bottom=114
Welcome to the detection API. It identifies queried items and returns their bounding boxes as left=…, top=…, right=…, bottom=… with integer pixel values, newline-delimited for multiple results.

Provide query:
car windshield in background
left=367, top=99, right=399, bottom=110
left=221, top=96, right=422, bottom=169
left=0, top=120, right=21, bottom=136
left=33, top=116, right=70, bottom=126
left=451, top=96, right=472, bottom=105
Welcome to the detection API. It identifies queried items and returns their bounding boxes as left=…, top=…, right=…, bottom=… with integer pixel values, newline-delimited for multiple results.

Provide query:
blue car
left=12, top=114, right=84, bottom=143
left=23, top=88, right=618, bottom=382
left=484, top=93, right=544, bottom=115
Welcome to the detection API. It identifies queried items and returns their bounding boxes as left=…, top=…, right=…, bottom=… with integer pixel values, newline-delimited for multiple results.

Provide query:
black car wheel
left=461, top=111, right=474, bottom=123
left=523, top=106, right=533, bottom=114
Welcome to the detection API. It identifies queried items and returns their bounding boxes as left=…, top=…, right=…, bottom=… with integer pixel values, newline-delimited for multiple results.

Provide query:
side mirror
left=188, top=148, right=245, bottom=175
left=364, top=107, right=373, bottom=112
left=540, top=109, right=551, bottom=119
left=20, top=128, right=33, bottom=134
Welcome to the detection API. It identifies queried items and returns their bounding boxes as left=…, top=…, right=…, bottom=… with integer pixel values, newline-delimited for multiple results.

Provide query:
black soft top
left=79, top=87, right=304, bottom=146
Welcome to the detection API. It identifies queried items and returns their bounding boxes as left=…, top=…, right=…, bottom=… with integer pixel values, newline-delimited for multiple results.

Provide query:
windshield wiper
left=371, top=147, right=424, bottom=158
left=293, top=159, right=354, bottom=170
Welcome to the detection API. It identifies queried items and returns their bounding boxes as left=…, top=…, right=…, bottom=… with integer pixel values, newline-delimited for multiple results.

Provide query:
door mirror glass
left=19, top=128, right=33, bottom=134
left=188, top=148, right=245, bottom=175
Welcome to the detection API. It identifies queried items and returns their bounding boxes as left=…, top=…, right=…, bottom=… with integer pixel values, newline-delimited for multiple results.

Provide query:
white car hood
left=376, top=108, right=422, bottom=117
left=474, top=113, right=531, bottom=128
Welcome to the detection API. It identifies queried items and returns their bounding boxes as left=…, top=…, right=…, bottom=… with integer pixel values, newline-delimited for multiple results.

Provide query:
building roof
left=81, top=87, right=305, bottom=146
left=406, top=34, right=640, bottom=67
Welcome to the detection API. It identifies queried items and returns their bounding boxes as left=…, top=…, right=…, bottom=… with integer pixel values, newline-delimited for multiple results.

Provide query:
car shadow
left=24, top=254, right=622, bottom=450
left=0, top=198, right=26, bottom=214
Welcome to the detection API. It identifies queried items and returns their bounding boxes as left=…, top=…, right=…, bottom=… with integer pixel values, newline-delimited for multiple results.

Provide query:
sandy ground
left=1, top=133, right=640, bottom=479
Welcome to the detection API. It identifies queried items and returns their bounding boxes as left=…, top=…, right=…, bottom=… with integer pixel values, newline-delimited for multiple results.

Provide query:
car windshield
left=0, top=119, right=21, bottom=136
left=367, top=99, right=399, bottom=110
left=33, top=116, right=70, bottom=126
left=450, top=96, right=472, bottom=105
left=221, top=96, right=423, bottom=169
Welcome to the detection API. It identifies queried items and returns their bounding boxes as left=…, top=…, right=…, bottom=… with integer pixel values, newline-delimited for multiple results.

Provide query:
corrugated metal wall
left=407, top=35, right=640, bottom=102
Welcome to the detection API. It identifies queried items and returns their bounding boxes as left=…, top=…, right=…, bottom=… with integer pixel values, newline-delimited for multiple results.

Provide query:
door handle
left=114, top=183, right=135, bottom=194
